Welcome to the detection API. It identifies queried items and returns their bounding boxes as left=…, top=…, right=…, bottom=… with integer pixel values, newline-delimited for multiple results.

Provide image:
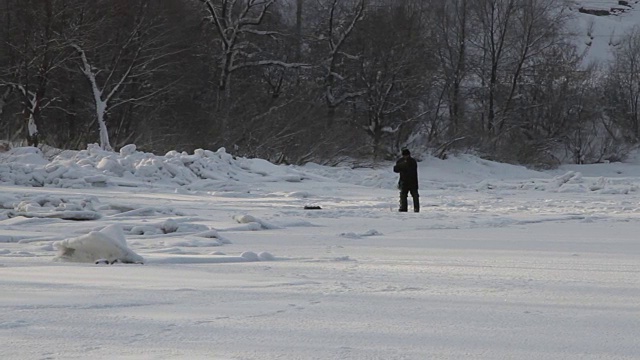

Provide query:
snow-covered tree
left=70, top=0, right=179, bottom=151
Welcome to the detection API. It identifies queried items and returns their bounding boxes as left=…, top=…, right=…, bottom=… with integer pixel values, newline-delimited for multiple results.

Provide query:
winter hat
left=401, top=148, right=410, bottom=156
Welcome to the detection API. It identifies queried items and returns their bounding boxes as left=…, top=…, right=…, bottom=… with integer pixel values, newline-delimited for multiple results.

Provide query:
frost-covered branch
left=231, top=60, right=310, bottom=71
left=323, top=0, right=366, bottom=123
left=200, top=0, right=307, bottom=92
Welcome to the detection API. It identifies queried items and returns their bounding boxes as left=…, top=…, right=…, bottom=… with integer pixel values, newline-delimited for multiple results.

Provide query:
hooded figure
left=393, top=148, right=419, bottom=212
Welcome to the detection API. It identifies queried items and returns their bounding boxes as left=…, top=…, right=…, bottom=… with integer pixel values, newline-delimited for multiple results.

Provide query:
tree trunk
left=296, top=0, right=303, bottom=61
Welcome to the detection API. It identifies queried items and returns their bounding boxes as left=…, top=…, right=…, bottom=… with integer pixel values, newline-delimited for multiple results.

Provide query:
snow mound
left=233, top=214, right=280, bottom=230
left=53, top=224, right=143, bottom=264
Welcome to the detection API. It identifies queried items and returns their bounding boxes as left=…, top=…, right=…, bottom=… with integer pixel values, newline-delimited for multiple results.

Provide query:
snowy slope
left=570, top=0, right=640, bottom=64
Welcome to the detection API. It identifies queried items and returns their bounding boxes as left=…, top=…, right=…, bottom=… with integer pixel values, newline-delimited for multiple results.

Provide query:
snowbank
left=0, top=144, right=306, bottom=191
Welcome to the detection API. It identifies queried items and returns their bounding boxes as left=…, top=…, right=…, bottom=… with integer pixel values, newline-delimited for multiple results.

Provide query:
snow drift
left=53, top=224, right=143, bottom=264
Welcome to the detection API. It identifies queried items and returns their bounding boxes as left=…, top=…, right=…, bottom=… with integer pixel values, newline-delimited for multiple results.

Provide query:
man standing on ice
left=393, top=148, right=419, bottom=213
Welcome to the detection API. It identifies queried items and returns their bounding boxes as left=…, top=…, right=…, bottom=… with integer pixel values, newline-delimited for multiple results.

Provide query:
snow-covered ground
left=571, top=0, right=640, bottom=64
left=2, top=145, right=640, bottom=359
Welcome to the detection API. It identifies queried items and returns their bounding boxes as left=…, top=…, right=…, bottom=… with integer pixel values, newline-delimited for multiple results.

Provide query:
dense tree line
left=0, top=0, right=638, bottom=166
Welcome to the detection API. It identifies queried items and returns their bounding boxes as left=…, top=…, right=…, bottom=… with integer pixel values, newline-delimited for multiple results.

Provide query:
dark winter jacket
left=393, top=156, right=419, bottom=190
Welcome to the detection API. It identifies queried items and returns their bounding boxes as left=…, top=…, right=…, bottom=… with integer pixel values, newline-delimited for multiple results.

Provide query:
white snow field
left=1, top=145, right=640, bottom=359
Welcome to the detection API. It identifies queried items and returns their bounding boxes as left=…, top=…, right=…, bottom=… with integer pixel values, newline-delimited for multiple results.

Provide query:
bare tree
left=467, top=0, right=569, bottom=148
left=350, top=0, right=434, bottom=159
left=198, top=0, right=308, bottom=145
left=70, top=0, right=180, bottom=151
left=469, top=0, right=517, bottom=137
left=0, top=86, right=10, bottom=119
left=318, top=0, right=366, bottom=127
left=605, top=26, right=640, bottom=141
left=497, top=0, right=568, bottom=133
left=433, top=0, right=469, bottom=139
left=199, top=0, right=308, bottom=91
left=0, top=0, right=74, bottom=146
left=295, top=0, right=304, bottom=61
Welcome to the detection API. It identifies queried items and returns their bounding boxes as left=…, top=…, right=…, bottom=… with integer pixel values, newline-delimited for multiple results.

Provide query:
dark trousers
left=399, top=188, right=419, bottom=212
